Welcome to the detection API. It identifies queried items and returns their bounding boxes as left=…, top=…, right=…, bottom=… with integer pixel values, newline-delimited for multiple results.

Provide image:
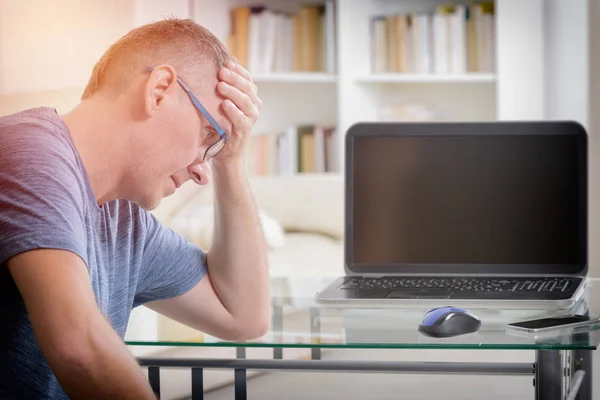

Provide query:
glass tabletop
left=125, top=277, right=600, bottom=351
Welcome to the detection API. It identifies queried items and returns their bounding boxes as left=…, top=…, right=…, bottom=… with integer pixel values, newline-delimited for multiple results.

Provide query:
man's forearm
left=207, top=159, right=270, bottom=336
left=51, top=316, right=156, bottom=400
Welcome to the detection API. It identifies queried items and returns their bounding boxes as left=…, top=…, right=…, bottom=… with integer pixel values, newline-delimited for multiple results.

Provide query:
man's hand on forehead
left=214, top=58, right=262, bottom=163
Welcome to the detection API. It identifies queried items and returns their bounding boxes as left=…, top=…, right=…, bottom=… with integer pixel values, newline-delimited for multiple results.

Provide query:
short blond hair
left=82, top=18, right=230, bottom=99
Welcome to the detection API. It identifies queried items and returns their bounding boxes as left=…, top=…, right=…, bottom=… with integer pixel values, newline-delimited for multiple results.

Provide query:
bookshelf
left=193, top=0, right=340, bottom=176
left=191, top=0, right=566, bottom=176
left=0, top=0, right=588, bottom=177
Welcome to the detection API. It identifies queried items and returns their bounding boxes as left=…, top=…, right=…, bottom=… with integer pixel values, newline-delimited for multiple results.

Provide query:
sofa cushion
left=153, top=173, right=344, bottom=240
left=246, top=174, right=344, bottom=239
left=268, top=232, right=344, bottom=278
left=168, top=204, right=285, bottom=250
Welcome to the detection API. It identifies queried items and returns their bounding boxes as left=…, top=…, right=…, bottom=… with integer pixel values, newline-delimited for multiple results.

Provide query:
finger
left=217, top=71, right=260, bottom=112
left=219, top=67, right=257, bottom=101
left=217, top=81, right=259, bottom=121
left=227, top=59, right=252, bottom=83
left=222, top=99, right=249, bottom=133
left=255, top=96, right=263, bottom=112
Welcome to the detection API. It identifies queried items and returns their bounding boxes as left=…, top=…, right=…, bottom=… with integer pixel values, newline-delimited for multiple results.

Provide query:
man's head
left=80, top=18, right=232, bottom=210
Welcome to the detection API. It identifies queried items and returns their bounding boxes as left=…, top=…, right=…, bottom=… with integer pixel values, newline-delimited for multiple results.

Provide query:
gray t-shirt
left=0, top=107, right=207, bottom=399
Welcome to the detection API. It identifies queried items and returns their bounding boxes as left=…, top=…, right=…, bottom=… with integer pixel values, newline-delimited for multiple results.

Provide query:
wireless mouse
left=418, top=306, right=482, bottom=338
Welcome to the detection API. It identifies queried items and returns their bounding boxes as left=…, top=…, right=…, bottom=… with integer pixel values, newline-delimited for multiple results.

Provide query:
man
left=0, top=18, right=269, bottom=399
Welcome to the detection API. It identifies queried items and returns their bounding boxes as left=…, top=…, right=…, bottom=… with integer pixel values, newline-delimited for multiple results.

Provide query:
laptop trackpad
left=387, top=290, right=454, bottom=299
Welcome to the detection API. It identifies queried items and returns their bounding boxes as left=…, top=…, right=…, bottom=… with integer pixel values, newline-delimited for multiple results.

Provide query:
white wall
left=133, top=0, right=190, bottom=27
left=544, top=0, right=589, bottom=128
left=0, top=87, right=83, bottom=116
left=543, top=0, right=592, bottom=276
left=0, top=0, right=133, bottom=95
left=495, top=0, right=545, bottom=120
left=588, top=0, right=600, bottom=277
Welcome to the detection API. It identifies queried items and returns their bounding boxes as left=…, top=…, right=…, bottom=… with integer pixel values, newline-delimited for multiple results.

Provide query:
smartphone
left=506, top=314, right=600, bottom=334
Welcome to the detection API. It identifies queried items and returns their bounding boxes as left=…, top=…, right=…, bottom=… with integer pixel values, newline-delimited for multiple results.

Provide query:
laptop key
left=387, top=290, right=454, bottom=299
left=559, top=280, right=571, bottom=292
left=338, top=277, right=580, bottom=299
left=456, top=290, right=573, bottom=300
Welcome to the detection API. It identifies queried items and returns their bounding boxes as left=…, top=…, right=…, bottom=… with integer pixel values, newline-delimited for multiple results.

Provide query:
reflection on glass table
left=127, top=276, right=600, bottom=350
left=127, top=277, right=600, bottom=400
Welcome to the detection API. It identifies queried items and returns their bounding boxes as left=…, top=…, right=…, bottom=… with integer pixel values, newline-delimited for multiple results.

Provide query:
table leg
left=191, top=368, right=204, bottom=400
left=235, top=347, right=247, bottom=400
left=273, top=304, right=283, bottom=360
left=572, top=347, right=592, bottom=400
left=148, top=366, right=161, bottom=399
left=535, top=350, right=564, bottom=400
left=310, top=307, right=321, bottom=360
left=534, top=348, right=591, bottom=400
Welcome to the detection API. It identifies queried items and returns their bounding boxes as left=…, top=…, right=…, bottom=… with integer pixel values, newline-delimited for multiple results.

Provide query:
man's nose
left=188, top=161, right=210, bottom=185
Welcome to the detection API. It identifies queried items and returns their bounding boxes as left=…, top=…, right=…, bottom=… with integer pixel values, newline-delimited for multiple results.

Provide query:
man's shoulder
left=0, top=107, right=90, bottom=211
left=0, top=108, right=90, bottom=269
left=0, top=106, right=66, bottom=130
left=0, top=107, right=75, bottom=155
left=0, top=107, right=83, bottom=175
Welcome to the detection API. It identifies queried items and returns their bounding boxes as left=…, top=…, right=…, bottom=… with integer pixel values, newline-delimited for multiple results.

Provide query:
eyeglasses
left=145, top=66, right=227, bottom=161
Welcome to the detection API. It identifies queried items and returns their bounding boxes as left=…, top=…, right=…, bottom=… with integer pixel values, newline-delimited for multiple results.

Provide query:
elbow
left=240, top=317, right=271, bottom=341
left=231, top=321, right=270, bottom=342
left=224, top=310, right=271, bottom=342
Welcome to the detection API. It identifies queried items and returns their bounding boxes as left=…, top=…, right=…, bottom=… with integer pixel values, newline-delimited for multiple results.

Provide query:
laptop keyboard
left=338, top=276, right=581, bottom=300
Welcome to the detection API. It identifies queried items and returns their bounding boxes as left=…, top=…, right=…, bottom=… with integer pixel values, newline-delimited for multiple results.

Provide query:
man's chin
left=136, top=195, right=162, bottom=211
left=136, top=184, right=182, bottom=211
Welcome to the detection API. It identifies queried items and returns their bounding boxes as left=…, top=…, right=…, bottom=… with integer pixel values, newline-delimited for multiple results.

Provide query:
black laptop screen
left=351, top=132, right=586, bottom=268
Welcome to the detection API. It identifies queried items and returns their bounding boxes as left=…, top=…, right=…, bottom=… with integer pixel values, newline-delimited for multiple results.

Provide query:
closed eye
left=201, top=127, right=219, bottom=145
left=205, top=128, right=217, bottom=139
left=203, top=127, right=220, bottom=147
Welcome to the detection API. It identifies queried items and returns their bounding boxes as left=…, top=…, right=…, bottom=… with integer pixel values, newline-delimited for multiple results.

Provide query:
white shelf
left=0, top=0, right=585, bottom=177
left=252, top=73, right=337, bottom=83
left=355, top=73, right=496, bottom=84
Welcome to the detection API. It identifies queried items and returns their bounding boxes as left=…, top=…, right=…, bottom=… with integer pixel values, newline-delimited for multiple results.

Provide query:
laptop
left=316, top=121, right=588, bottom=309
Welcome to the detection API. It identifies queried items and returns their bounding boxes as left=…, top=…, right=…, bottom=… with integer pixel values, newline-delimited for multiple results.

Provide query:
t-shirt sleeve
left=134, top=210, right=208, bottom=306
left=0, top=129, right=88, bottom=266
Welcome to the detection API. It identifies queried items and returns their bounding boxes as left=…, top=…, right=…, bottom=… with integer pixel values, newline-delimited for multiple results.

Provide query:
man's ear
left=144, top=64, right=177, bottom=117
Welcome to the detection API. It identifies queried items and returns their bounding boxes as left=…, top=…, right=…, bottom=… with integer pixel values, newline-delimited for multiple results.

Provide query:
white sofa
left=125, top=173, right=345, bottom=396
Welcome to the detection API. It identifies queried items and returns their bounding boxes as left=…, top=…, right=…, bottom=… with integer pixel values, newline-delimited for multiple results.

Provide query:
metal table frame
left=136, top=306, right=594, bottom=400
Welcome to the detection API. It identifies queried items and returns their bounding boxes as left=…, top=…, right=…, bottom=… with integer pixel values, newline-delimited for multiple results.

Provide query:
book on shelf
left=227, top=2, right=336, bottom=75
left=245, top=125, right=337, bottom=176
left=371, top=2, right=495, bottom=74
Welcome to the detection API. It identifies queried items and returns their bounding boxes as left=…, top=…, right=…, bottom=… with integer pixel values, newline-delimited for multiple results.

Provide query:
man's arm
left=8, top=249, right=156, bottom=400
left=146, top=164, right=270, bottom=341
left=145, top=60, right=270, bottom=341
left=145, top=161, right=270, bottom=341
left=208, top=159, right=271, bottom=335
